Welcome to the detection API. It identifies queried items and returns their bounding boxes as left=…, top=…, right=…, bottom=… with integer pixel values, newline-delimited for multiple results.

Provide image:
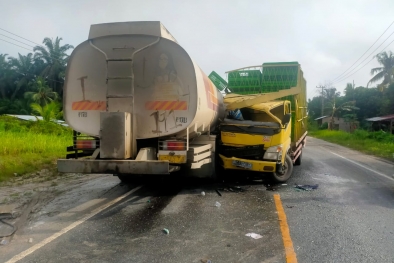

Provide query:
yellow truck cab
left=214, top=62, right=307, bottom=182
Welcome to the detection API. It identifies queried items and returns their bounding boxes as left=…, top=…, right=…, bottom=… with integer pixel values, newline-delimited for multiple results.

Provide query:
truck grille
left=221, top=145, right=265, bottom=159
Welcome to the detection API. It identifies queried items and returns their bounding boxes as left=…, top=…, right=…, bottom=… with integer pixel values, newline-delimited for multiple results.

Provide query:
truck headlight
left=264, top=145, right=283, bottom=161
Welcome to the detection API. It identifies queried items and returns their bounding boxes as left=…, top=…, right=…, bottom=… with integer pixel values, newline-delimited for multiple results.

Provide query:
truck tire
left=294, top=150, right=302, bottom=166
left=271, top=154, right=293, bottom=183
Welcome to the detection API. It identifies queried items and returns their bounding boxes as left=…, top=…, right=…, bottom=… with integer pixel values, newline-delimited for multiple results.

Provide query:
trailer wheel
left=271, top=154, right=293, bottom=183
left=294, top=150, right=302, bottom=166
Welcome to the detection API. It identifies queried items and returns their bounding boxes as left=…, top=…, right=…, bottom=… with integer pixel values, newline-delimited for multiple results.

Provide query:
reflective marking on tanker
left=145, top=100, right=187, bottom=110
left=200, top=68, right=218, bottom=111
left=72, top=101, right=106, bottom=111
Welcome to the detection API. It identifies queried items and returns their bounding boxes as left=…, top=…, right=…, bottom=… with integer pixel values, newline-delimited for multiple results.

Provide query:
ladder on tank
left=89, top=38, right=161, bottom=157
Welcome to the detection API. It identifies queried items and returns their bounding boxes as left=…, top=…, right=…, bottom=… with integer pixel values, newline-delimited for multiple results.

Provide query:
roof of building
left=314, top=116, right=329, bottom=120
left=6, top=115, right=69, bottom=127
left=365, top=114, right=394, bottom=122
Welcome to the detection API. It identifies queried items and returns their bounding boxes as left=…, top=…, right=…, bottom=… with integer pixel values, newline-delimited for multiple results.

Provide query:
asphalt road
left=1, top=136, right=394, bottom=263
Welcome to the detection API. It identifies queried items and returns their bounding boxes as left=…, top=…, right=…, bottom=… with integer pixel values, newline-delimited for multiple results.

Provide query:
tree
left=0, top=98, right=31, bottom=115
left=344, top=83, right=355, bottom=100
left=30, top=101, right=61, bottom=122
left=368, top=51, right=394, bottom=91
left=7, top=53, right=35, bottom=100
left=307, top=97, right=322, bottom=120
left=327, top=98, right=359, bottom=130
left=0, top=54, right=10, bottom=99
left=380, top=83, right=394, bottom=115
left=33, top=37, right=74, bottom=94
left=24, top=77, right=58, bottom=106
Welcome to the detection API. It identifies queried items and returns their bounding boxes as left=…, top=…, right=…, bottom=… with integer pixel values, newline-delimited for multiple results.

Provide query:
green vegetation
left=367, top=51, right=394, bottom=91
left=0, top=37, right=73, bottom=116
left=0, top=116, right=72, bottom=182
left=310, top=129, right=394, bottom=160
left=309, top=51, right=394, bottom=129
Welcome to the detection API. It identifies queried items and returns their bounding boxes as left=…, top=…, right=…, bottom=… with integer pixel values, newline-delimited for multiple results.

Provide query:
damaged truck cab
left=216, top=62, right=307, bottom=182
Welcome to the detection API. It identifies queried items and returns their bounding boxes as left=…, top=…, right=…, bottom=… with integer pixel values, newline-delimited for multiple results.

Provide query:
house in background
left=314, top=116, right=358, bottom=132
left=366, top=114, right=394, bottom=134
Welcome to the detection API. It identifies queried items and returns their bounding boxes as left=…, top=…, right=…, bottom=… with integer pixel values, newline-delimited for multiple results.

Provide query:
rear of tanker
left=58, top=21, right=225, bottom=180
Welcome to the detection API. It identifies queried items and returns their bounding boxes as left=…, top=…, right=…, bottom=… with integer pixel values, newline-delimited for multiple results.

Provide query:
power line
left=0, top=38, right=32, bottom=52
left=0, top=27, right=41, bottom=46
left=0, top=33, right=36, bottom=48
left=332, top=37, right=394, bottom=85
left=1, top=40, right=68, bottom=85
left=1, top=37, right=69, bottom=65
left=331, top=19, right=394, bottom=82
left=0, top=27, right=72, bottom=63
left=331, top=30, right=394, bottom=84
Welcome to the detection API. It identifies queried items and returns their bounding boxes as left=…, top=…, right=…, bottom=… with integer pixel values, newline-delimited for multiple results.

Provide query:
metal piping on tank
left=89, top=37, right=160, bottom=158
left=129, top=37, right=160, bottom=157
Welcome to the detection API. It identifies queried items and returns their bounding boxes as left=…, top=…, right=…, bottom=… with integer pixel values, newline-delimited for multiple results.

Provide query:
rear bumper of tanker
left=57, top=159, right=177, bottom=174
left=218, top=154, right=279, bottom=172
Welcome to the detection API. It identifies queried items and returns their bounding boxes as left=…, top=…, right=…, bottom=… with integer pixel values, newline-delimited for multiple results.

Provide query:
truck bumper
left=219, top=154, right=277, bottom=172
left=57, top=159, right=174, bottom=174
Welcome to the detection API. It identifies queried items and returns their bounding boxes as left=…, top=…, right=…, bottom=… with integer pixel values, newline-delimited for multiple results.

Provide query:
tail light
left=159, top=140, right=186, bottom=151
left=75, top=140, right=97, bottom=149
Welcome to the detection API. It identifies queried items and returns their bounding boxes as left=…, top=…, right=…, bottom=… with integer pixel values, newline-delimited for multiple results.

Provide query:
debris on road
left=215, top=201, right=221, bottom=208
left=245, top=233, right=263, bottom=239
left=215, top=189, right=222, bottom=197
left=218, top=186, right=246, bottom=193
left=201, top=191, right=205, bottom=196
left=286, top=205, right=294, bottom=208
left=28, top=238, right=33, bottom=243
left=201, top=259, right=212, bottom=263
left=266, top=186, right=277, bottom=191
left=0, top=239, right=9, bottom=245
left=162, top=228, right=169, bottom=235
left=294, top=184, right=319, bottom=191
left=0, top=213, right=17, bottom=238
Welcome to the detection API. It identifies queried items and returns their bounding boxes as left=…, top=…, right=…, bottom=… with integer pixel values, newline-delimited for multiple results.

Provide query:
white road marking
left=329, top=151, right=394, bottom=181
left=5, top=186, right=143, bottom=263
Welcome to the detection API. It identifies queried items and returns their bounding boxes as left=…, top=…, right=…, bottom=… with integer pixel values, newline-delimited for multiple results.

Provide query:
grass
left=0, top=116, right=72, bottom=182
left=309, top=129, right=394, bottom=160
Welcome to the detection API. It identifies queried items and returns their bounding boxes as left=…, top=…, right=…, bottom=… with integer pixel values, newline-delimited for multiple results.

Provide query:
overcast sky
left=1, top=0, right=394, bottom=99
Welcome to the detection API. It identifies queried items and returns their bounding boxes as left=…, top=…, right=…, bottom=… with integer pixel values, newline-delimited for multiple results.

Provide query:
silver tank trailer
left=64, top=21, right=225, bottom=140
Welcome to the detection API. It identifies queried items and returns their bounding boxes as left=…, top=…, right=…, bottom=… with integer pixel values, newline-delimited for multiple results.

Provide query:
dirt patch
left=0, top=169, right=107, bottom=235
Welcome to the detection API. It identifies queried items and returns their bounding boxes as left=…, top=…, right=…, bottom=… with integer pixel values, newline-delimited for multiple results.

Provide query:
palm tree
left=33, top=37, right=74, bottom=94
left=7, top=53, right=35, bottom=100
left=0, top=98, right=31, bottom=115
left=368, top=51, right=394, bottom=91
left=24, top=77, right=58, bottom=106
left=30, top=101, right=61, bottom=122
left=0, top=54, right=9, bottom=99
left=327, top=97, right=359, bottom=130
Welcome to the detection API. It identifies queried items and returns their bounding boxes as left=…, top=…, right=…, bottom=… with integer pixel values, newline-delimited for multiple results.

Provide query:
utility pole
left=353, top=80, right=355, bottom=101
left=317, top=85, right=325, bottom=116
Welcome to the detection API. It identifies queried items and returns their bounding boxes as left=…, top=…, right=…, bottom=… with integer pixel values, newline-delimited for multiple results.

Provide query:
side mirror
left=282, top=114, right=291, bottom=126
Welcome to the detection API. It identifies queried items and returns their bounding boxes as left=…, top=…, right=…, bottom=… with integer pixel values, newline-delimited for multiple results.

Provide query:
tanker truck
left=57, top=21, right=225, bottom=181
